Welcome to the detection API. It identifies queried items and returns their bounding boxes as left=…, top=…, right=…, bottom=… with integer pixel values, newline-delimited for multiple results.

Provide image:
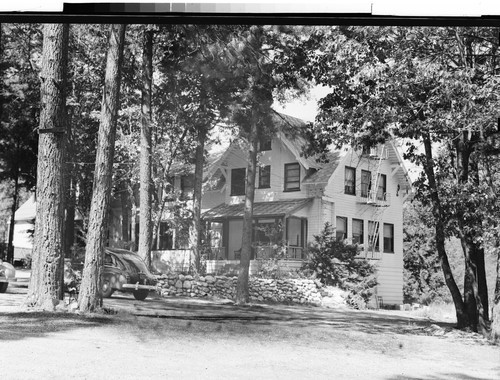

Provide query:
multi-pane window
left=361, top=170, right=371, bottom=198
left=383, top=223, right=394, bottom=253
left=368, top=221, right=379, bottom=252
left=231, top=168, right=246, bottom=196
left=352, top=219, right=364, bottom=245
left=344, top=166, right=356, bottom=195
left=258, top=165, right=271, bottom=189
left=284, top=163, right=300, bottom=191
left=336, top=216, right=347, bottom=241
left=377, top=174, right=387, bottom=201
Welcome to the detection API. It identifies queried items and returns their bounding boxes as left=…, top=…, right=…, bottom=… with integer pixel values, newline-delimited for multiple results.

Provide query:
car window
left=104, top=254, right=114, bottom=266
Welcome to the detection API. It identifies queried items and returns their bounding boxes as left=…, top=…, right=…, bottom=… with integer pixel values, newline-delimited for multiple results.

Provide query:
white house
left=106, top=112, right=412, bottom=305
left=196, top=113, right=412, bottom=305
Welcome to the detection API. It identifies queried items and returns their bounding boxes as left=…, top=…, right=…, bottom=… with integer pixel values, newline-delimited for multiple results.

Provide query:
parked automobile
left=102, top=248, right=157, bottom=300
left=0, top=259, right=17, bottom=293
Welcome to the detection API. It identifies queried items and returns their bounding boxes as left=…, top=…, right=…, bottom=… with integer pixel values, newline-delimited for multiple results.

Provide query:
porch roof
left=202, top=198, right=313, bottom=220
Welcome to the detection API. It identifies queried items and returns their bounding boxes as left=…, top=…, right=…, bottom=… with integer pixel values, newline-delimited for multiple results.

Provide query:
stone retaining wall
left=157, top=274, right=323, bottom=305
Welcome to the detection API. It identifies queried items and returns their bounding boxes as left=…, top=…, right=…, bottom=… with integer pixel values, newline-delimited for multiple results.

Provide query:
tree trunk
left=454, top=133, right=489, bottom=335
left=63, top=113, right=76, bottom=258
left=190, top=126, right=207, bottom=272
left=491, top=247, right=500, bottom=342
left=25, top=23, right=69, bottom=310
left=6, top=173, right=19, bottom=263
left=236, top=120, right=259, bottom=304
left=422, top=133, right=469, bottom=328
left=119, top=180, right=130, bottom=244
left=138, top=29, right=153, bottom=268
left=78, top=24, right=126, bottom=313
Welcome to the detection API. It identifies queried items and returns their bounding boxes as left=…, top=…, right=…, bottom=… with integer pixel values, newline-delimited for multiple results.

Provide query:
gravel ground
left=1, top=275, right=499, bottom=380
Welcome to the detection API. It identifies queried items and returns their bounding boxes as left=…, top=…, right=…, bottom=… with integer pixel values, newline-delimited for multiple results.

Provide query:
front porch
left=152, top=248, right=305, bottom=275
left=202, top=198, right=312, bottom=262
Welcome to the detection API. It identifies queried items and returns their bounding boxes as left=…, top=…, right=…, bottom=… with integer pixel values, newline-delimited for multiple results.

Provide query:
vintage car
left=0, top=259, right=17, bottom=293
left=102, top=248, right=157, bottom=300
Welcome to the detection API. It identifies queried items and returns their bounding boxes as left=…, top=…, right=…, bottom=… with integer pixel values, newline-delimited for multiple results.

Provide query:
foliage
left=302, top=223, right=377, bottom=309
left=403, top=201, right=451, bottom=304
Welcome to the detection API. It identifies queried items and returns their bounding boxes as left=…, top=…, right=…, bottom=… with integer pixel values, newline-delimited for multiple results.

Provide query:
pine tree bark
left=78, top=24, right=126, bottom=313
left=236, top=120, right=258, bottom=304
left=138, top=29, right=153, bottom=267
left=25, top=23, right=69, bottom=310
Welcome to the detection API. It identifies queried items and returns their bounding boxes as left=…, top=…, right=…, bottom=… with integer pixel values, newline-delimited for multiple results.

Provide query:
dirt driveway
left=1, top=274, right=499, bottom=379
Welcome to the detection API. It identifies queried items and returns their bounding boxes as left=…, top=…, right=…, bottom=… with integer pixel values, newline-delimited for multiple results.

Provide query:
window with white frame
left=352, top=219, right=364, bottom=245
left=361, top=170, right=371, bottom=198
left=258, top=165, right=271, bottom=189
left=284, top=163, right=300, bottom=191
left=344, top=166, right=356, bottom=195
left=377, top=173, right=387, bottom=201
left=231, top=168, right=246, bottom=196
left=383, top=223, right=394, bottom=253
left=336, top=216, right=347, bottom=241
left=368, top=221, right=379, bottom=252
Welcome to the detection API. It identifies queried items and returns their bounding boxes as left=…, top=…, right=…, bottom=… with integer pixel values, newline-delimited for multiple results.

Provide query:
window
left=180, top=174, right=194, bottom=199
left=158, top=222, right=173, bottom=250
left=361, top=170, right=371, bottom=198
left=284, top=163, right=300, bottom=191
left=368, top=221, right=379, bottom=252
left=231, top=168, right=246, bottom=196
left=259, top=137, right=272, bottom=151
left=383, top=223, right=394, bottom=253
left=258, top=165, right=271, bottom=189
left=352, top=219, right=364, bottom=245
left=336, top=216, right=347, bottom=241
left=344, top=166, right=356, bottom=195
left=377, top=174, right=387, bottom=201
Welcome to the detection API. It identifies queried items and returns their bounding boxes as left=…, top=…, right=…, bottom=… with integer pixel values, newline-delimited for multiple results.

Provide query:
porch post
left=283, top=216, right=288, bottom=258
left=222, top=219, right=229, bottom=260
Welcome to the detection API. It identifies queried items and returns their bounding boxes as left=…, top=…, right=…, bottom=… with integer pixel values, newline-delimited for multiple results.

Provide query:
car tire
left=0, top=282, right=8, bottom=293
left=102, top=280, right=114, bottom=298
left=133, top=289, right=149, bottom=301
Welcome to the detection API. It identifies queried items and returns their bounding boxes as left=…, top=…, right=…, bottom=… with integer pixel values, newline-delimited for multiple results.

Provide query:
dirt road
left=1, top=274, right=499, bottom=379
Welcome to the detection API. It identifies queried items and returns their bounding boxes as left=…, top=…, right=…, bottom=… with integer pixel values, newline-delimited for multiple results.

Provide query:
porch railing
left=204, top=245, right=307, bottom=261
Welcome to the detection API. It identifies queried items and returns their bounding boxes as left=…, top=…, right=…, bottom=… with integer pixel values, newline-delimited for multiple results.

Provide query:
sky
left=273, top=85, right=331, bottom=123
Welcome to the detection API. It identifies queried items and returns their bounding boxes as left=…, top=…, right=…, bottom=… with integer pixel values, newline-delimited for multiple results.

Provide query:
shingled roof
left=203, top=198, right=313, bottom=220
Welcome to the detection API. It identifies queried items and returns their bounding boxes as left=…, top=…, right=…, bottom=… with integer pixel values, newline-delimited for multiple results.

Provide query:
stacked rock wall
left=157, top=274, right=322, bottom=305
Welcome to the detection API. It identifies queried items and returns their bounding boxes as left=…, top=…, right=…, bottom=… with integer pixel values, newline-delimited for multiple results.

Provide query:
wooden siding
left=223, top=138, right=311, bottom=204
left=323, top=147, right=404, bottom=305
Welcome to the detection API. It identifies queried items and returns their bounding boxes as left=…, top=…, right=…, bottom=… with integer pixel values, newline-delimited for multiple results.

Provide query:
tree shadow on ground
left=105, top=294, right=458, bottom=338
left=0, top=312, right=117, bottom=341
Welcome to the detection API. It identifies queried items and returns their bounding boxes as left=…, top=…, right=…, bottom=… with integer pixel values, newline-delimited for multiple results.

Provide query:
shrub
left=302, top=223, right=377, bottom=309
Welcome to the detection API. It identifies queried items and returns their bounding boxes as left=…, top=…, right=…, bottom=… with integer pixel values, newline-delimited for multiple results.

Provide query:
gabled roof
left=14, top=195, right=36, bottom=221
left=302, top=151, right=343, bottom=185
left=203, top=198, right=313, bottom=220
